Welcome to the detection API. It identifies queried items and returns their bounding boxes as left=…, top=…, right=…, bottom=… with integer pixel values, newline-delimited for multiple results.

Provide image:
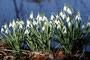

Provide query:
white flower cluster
left=1, top=4, right=89, bottom=35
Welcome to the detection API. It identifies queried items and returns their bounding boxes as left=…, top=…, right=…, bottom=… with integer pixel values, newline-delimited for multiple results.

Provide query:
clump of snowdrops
left=0, top=4, right=90, bottom=55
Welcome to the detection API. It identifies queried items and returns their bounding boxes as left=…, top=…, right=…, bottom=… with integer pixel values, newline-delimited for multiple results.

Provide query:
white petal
left=66, top=16, right=70, bottom=23
left=67, top=8, right=72, bottom=15
left=64, top=6, right=67, bottom=12
left=51, top=15, right=54, bottom=20
left=1, top=28, right=4, bottom=33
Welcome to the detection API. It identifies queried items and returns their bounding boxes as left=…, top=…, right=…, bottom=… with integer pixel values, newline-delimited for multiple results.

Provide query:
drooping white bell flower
left=25, top=29, right=29, bottom=34
left=12, top=20, right=16, bottom=28
left=4, top=24, right=7, bottom=29
left=1, top=28, right=4, bottom=33
left=62, top=26, right=67, bottom=34
left=21, top=20, right=24, bottom=25
left=63, top=5, right=67, bottom=12
left=62, top=13, right=66, bottom=20
left=26, top=24, right=30, bottom=28
left=43, top=16, right=47, bottom=21
left=67, top=7, right=72, bottom=15
left=75, top=11, right=82, bottom=21
left=5, top=29, right=8, bottom=34
left=59, top=11, right=63, bottom=17
left=30, top=12, right=33, bottom=19
left=36, top=14, right=40, bottom=20
left=68, top=22, right=72, bottom=27
left=87, top=22, right=90, bottom=27
left=63, top=29, right=67, bottom=34
left=57, top=25, right=61, bottom=29
left=75, top=15, right=78, bottom=20
left=39, top=16, right=43, bottom=21
left=51, top=14, right=54, bottom=20
left=66, top=16, right=70, bottom=23
left=42, top=26, right=45, bottom=31
left=19, top=24, right=23, bottom=29
left=55, top=20, right=58, bottom=25
left=56, top=15, right=59, bottom=19
left=82, top=25, right=85, bottom=29
left=27, top=20, right=30, bottom=25
left=9, top=22, right=12, bottom=28
left=33, top=20, right=37, bottom=25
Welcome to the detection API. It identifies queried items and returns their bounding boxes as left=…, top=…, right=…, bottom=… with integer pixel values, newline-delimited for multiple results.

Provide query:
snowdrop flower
left=56, top=15, right=59, bottom=19
left=55, top=20, right=58, bottom=25
left=33, top=20, right=37, bottom=25
left=59, top=11, right=63, bottom=17
left=25, top=29, right=29, bottom=34
left=87, top=22, right=90, bottom=27
left=39, top=16, right=43, bottom=21
left=26, top=24, right=30, bottom=28
left=67, top=7, right=72, bottom=15
left=5, top=29, right=8, bottom=34
left=68, top=22, right=72, bottom=27
left=21, top=20, right=24, bottom=25
left=9, top=22, right=12, bottom=28
left=82, top=25, right=85, bottom=29
left=43, top=16, right=47, bottom=21
left=57, top=25, right=61, bottom=29
left=75, top=11, right=82, bottom=21
left=4, top=24, right=7, bottom=29
left=36, top=14, right=40, bottom=20
left=16, top=21, right=19, bottom=24
left=30, top=12, right=33, bottom=19
left=62, top=13, right=66, bottom=20
left=63, top=29, right=67, bottom=34
left=42, top=26, right=45, bottom=31
left=12, top=20, right=16, bottom=27
left=63, top=5, right=67, bottom=12
left=62, top=26, right=67, bottom=34
left=1, top=28, right=4, bottom=33
left=66, top=16, right=70, bottom=23
left=44, top=22, right=47, bottom=25
left=51, top=15, right=54, bottom=20
left=75, top=15, right=78, bottom=20
left=27, top=20, right=30, bottom=25
left=19, top=24, right=23, bottom=29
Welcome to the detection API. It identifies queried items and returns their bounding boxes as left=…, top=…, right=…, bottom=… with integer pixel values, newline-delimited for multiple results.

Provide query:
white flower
left=59, top=11, right=63, bottom=17
left=68, top=22, right=72, bottom=27
left=27, top=20, right=30, bottom=25
left=56, top=15, right=59, bottom=19
left=62, top=26, right=67, bottom=34
left=87, top=22, right=90, bottom=27
left=75, top=15, right=78, bottom=20
left=16, top=21, right=19, bottom=24
left=63, top=6, right=67, bottom=12
left=26, top=24, right=30, bottom=28
left=55, top=20, right=58, bottom=25
left=43, top=16, right=47, bottom=21
left=30, top=12, right=33, bottom=19
left=63, top=29, right=67, bottom=34
left=1, top=28, right=4, bottom=33
left=33, top=20, right=37, bottom=25
left=44, top=22, right=47, bottom=25
left=42, top=26, right=45, bottom=31
left=36, top=14, right=40, bottom=20
left=51, top=15, right=54, bottom=20
left=39, top=16, right=43, bottom=21
left=67, top=7, right=72, bottom=15
left=4, top=24, right=7, bottom=29
left=75, top=11, right=82, bottom=21
left=62, top=14, right=66, bottom=20
left=25, top=29, right=29, bottom=34
left=57, top=25, right=61, bottom=29
left=5, top=29, right=8, bottom=34
left=21, top=20, right=24, bottom=25
left=12, top=20, right=16, bottom=27
left=9, top=22, right=12, bottom=28
left=19, top=24, right=23, bottom=29
left=82, top=25, right=85, bottom=29
left=66, top=16, right=70, bottom=23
